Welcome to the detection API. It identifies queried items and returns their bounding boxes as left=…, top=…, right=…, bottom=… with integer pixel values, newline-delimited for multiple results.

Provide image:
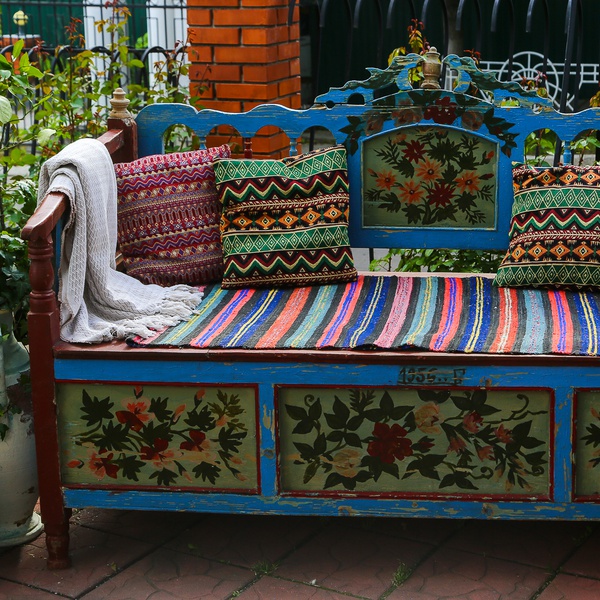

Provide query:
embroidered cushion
left=215, top=146, right=358, bottom=289
left=115, top=145, right=231, bottom=286
left=494, top=164, right=600, bottom=289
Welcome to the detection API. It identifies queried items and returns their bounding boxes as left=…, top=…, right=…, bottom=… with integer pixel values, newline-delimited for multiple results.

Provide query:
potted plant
left=0, top=39, right=51, bottom=547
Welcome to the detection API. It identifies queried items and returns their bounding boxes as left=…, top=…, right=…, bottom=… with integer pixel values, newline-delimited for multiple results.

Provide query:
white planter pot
left=0, top=410, right=42, bottom=547
left=0, top=310, right=42, bottom=547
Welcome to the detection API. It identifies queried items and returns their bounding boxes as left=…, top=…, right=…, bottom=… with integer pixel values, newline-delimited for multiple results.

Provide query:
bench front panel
left=52, top=357, right=600, bottom=517
left=277, top=385, right=551, bottom=499
left=56, top=382, right=260, bottom=492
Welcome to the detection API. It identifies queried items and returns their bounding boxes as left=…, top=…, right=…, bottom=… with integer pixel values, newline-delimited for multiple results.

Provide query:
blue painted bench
left=23, top=50, right=600, bottom=569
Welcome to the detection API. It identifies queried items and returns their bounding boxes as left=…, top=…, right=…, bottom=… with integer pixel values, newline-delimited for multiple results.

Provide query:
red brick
left=216, top=82, right=279, bottom=101
left=213, top=8, right=277, bottom=26
left=289, top=57, right=300, bottom=76
left=196, top=26, right=240, bottom=45
left=243, top=62, right=290, bottom=83
left=187, top=9, right=212, bottom=26
left=198, top=99, right=243, bottom=112
left=188, top=44, right=213, bottom=63
left=188, top=79, right=212, bottom=98
left=188, top=0, right=239, bottom=5
left=278, top=77, right=301, bottom=97
left=206, top=64, right=241, bottom=82
left=214, top=45, right=278, bottom=63
left=241, top=0, right=288, bottom=7
left=278, top=41, right=300, bottom=60
left=241, top=27, right=288, bottom=45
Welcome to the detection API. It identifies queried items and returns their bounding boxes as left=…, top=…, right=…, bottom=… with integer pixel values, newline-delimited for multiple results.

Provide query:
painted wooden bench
left=23, top=50, right=600, bottom=569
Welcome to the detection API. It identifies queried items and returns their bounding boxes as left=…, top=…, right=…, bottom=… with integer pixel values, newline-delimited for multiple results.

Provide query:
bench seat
left=129, top=273, right=600, bottom=356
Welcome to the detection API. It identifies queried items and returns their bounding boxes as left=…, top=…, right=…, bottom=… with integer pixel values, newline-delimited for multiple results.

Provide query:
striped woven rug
left=132, top=275, right=600, bottom=355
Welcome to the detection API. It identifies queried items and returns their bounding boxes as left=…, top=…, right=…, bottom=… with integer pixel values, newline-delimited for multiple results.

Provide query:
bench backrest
left=135, top=51, right=600, bottom=252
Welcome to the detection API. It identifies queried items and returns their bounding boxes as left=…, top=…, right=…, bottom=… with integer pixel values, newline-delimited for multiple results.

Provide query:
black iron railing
left=1, top=1, right=597, bottom=110
left=290, top=0, right=597, bottom=111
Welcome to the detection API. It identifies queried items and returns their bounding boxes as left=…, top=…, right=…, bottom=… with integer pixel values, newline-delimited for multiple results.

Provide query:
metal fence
left=1, top=0, right=598, bottom=111
left=292, top=0, right=598, bottom=111
left=0, top=1, right=185, bottom=49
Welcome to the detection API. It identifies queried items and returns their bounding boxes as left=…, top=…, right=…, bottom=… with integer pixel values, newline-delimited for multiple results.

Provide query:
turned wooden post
left=22, top=195, right=71, bottom=569
left=107, top=88, right=138, bottom=163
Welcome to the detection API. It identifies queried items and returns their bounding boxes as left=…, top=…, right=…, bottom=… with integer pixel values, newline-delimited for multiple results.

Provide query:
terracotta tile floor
left=0, top=510, right=599, bottom=599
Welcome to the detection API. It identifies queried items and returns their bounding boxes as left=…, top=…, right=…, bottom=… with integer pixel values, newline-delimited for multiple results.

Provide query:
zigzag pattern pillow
left=115, top=145, right=231, bottom=286
left=495, top=164, right=600, bottom=289
left=215, top=146, right=358, bottom=289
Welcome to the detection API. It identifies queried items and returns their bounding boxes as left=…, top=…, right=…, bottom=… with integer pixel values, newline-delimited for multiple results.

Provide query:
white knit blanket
left=38, top=138, right=203, bottom=343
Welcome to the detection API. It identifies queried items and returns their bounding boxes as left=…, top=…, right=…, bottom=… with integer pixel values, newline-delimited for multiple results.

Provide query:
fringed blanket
left=131, top=275, right=600, bottom=355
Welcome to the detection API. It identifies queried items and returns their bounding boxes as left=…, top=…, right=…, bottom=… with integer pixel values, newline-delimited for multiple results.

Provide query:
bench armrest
left=22, top=129, right=126, bottom=242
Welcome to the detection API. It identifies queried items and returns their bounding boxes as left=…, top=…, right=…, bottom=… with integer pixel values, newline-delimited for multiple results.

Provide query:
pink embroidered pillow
left=115, top=145, right=231, bottom=286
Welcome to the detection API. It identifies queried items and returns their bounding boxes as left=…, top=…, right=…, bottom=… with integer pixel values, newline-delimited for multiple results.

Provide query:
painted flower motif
left=427, top=181, right=454, bottom=208
left=402, top=139, right=426, bottom=162
left=424, top=97, right=458, bottom=125
left=374, top=170, right=397, bottom=191
left=415, top=157, right=443, bottom=183
left=392, top=106, right=423, bottom=126
left=461, top=110, right=484, bottom=131
left=477, top=445, right=494, bottom=461
left=331, top=448, right=362, bottom=478
left=89, top=451, right=119, bottom=480
left=180, top=430, right=207, bottom=452
left=462, top=411, right=483, bottom=433
left=116, top=401, right=152, bottom=432
left=414, top=403, right=442, bottom=434
left=216, top=414, right=229, bottom=427
left=140, top=438, right=174, bottom=467
left=179, top=430, right=215, bottom=463
left=495, top=424, right=513, bottom=444
left=448, top=436, right=467, bottom=454
left=368, top=422, right=413, bottom=464
left=398, top=180, right=425, bottom=204
left=455, top=171, right=481, bottom=194
left=366, top=113, right=385, bottom=135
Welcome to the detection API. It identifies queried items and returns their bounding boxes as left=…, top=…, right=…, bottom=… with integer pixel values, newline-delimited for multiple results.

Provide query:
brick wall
left=187, top=0, right=301, bottom=157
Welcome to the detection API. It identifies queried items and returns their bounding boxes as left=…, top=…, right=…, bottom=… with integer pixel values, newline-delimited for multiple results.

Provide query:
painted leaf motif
left=81, top=390, right=114, bottom=427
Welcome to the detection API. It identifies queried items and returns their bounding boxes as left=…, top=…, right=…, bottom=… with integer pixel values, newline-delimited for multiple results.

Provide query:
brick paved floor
left=0, top=510, right=599, bottom=599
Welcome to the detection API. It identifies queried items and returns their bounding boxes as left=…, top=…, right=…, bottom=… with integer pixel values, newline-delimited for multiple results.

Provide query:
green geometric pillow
left=494, top=164, right=600, bottom=289
left=215, top=146, right=358, bottom=289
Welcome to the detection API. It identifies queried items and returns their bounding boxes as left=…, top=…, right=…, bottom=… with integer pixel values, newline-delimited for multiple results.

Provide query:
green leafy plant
left=0, top=41, right=54, bottom=340
left=371, top=248, right=503, bottom=274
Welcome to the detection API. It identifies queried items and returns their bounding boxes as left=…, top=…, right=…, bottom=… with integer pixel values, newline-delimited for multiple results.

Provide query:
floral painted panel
left=57, top=383, right=258, bottom=490
left=278, top=386, right=550, bottom=497
left=575, top=391, right=600, bottom=497
left=362, top=125, right=498, bottom=229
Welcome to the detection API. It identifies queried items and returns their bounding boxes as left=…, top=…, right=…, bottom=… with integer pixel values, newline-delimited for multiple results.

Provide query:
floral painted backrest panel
left=362, top=125, right=498, bottom=229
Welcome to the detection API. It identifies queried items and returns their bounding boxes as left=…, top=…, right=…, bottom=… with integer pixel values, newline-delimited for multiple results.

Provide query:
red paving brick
left=537, top=574, right=600, bottom=600
left=167, top=514, right=325, bottom=568
left=79, top=547, right=254, bottom=599
left=446, top=520, right=593, bottom=569
left=275, top=521, right=433, bottom=599
left=1, top=511, right=599, bottom=599
left=388, top=547, right=551, bottom=600
left=235, top=576, right=358, bottom=599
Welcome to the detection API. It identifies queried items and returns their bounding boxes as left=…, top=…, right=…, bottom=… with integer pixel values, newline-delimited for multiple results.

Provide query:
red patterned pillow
left=115, top=145, right=230, bottom=286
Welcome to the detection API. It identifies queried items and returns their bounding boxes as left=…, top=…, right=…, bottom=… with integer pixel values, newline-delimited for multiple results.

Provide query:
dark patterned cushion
left=215, top=146, right=358, bottom=289
left=494, top=164, right=600, bottom=289
left=115, top=145, right=231, bottom=286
